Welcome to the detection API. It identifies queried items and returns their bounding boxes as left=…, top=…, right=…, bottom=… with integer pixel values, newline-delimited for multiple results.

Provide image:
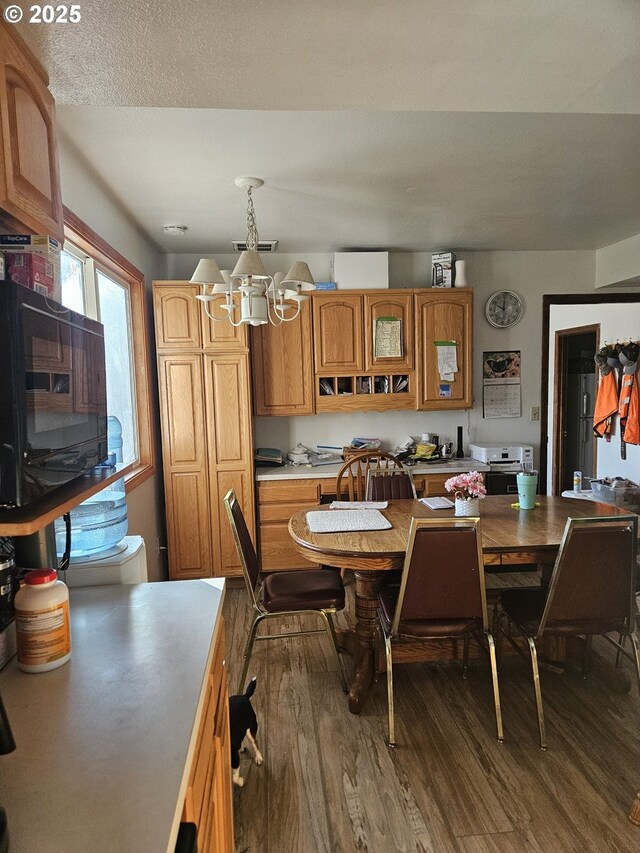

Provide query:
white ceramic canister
left=15, top=569, right=71, bottom=673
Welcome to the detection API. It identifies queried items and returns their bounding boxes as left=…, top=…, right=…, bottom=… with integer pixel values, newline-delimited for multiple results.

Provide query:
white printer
left=469, top=443, right=534, bottom=471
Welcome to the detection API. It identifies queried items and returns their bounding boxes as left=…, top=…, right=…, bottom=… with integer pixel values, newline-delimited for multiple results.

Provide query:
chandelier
left=192, top=177, right=316, bottom=327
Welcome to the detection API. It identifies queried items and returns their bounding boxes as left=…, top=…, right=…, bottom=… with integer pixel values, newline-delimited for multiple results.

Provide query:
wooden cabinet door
left=364, top=292, right=414, bottom=372
left=0, top=23, right=63, bottom=241
left=204, top=353, right=254, bottom=577
left=251, top=298, right=314, bottom=415
left=153, top=284, right=202, bottom=350
left=201, top=295, right=247, bottom=350
left=415, top=290, right=473, bottom=410
left=157, top=355, right=212, bottom=578
left=312, top=293, right=363, bottom=373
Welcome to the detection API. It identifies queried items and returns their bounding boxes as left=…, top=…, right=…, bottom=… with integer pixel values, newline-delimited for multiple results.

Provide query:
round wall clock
left=485, top=290, right=523, bottom=328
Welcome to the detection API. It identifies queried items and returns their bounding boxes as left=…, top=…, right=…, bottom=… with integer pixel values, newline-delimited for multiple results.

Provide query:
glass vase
left=455, top=497, right=480, bottom=517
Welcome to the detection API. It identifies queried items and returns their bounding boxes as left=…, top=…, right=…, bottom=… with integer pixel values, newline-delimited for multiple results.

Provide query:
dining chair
left=499, top=515, right=640, bottom=750
left=377, top=517, right=503, bottom=747
left=366, top=468, right=417, bottom=500
left=223, top=490, right=349, bottom=694
left=335, top=451, right=404, bottom=501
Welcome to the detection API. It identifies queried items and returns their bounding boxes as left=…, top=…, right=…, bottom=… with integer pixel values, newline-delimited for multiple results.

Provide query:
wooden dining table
left=288, top=495, right=634, bottom=714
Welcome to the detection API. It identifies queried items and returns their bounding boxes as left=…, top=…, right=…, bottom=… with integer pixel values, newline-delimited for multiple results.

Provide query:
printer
left=469, top=442, right=534, bottom=471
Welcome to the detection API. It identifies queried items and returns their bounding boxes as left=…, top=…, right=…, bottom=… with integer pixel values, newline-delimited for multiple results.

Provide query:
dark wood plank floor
left=224, top=581, right=640, bottom=853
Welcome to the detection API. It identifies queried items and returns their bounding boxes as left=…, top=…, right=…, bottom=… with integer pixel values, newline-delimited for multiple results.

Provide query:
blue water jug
left=55, top=416, right=128, bottom=557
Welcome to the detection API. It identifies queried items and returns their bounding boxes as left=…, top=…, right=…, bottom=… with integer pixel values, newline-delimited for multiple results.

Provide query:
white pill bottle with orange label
left=14, top=569, right=71, bottom=673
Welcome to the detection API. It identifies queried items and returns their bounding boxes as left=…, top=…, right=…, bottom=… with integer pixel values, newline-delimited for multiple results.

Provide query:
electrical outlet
left=530, top=405, right=540, bottom=422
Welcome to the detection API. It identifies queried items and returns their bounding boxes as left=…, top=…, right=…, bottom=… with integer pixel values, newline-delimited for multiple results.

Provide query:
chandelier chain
left=245, top=186, right=259, bottom=252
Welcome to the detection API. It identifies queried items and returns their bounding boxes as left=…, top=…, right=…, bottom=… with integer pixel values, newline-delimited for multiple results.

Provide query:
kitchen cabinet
left=364, top=292, right=414, bottom=372
left=154, top=282, right=254, bottom=579
left=313, top=292, right=364, bottom=373
left=312, top=290, right=416, bottom=412
left=251, top=298, right=314, bottom=415
left=154, top=282, right=247, bottom=351
left=0, top=20, right=63, bottom=241
left=182, top=617, right=234, bottom=853
left=415, top=289, right=473, bottom=410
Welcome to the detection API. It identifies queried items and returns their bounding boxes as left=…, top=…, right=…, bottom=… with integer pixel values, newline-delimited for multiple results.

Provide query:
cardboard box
left=0, top=235, right=61, bottom=299
left=5, top=252, right=56, bottom=298
left=431, top=251, right=456, bottom=287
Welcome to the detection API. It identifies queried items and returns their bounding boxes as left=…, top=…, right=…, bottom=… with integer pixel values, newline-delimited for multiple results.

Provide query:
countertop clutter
left=0, top=579, right=225, bottom=853
left=255, top=458, right=490, bottom=481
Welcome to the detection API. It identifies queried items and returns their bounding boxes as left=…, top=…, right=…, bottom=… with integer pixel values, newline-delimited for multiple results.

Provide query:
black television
left=0, top=282, right=108, bottom=507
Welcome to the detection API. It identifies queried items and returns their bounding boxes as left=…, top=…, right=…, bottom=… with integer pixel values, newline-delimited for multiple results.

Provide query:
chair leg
left=462, top=632, right=470, bottom=678
left=582, top=634, right=593, bottom=680
left=615, top=632, right=625, bottom=668
left=320, top=611, right=349, bottom=694
left=239, top=613, right=266, bottom=694
left=527, top=637, right=547, bottom=750
left=630, top=632, right=640, bottom=699
left=384, top=631, right=395, bottom=747
left=487, top=632, right=504, bottom=742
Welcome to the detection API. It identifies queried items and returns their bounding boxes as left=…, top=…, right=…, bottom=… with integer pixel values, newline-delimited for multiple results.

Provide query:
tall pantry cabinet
left=153, top=282, right=254, bottom=579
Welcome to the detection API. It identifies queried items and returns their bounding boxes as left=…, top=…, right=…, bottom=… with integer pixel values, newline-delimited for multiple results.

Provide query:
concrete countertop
left=255, top=458, right=490, bottom=481
left=0, top=579, right=225, bottom=853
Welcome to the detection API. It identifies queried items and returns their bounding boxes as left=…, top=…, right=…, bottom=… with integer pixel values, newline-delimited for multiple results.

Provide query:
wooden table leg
left=348, top=570, right=384, bottom=713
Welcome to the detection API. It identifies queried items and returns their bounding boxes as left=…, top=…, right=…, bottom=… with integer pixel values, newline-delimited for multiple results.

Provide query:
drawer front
left=259, top=501, right=316, bottom=524
left=422, top=474, right=450, bottom=496
left=257, top=479, right=321, bottom=504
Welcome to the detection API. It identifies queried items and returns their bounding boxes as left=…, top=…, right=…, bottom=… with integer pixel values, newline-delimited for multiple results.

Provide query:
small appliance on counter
left=469, top=443, right=534, bottom=495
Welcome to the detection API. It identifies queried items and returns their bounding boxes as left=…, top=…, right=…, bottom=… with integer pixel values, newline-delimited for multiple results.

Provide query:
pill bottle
left=573, top=471, right=582, bottom=491
left=15, top=569, right=71, bottom=673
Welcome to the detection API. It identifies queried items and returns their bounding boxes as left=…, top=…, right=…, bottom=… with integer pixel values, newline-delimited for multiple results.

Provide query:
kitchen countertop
left=255, top=458, right=490, bottom=481
left=0, top=579, right=225, bottom=853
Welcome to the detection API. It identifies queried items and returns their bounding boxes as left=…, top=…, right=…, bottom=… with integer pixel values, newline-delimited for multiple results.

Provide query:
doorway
left=552, top=325, right=599, bottom=494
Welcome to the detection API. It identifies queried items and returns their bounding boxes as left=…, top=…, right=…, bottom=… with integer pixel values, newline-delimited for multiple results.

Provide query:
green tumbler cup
left=516, top=471, right=538, bottom=510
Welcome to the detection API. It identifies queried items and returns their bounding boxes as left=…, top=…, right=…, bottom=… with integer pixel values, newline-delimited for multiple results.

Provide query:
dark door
left=553, top=327, right=598, bottom=494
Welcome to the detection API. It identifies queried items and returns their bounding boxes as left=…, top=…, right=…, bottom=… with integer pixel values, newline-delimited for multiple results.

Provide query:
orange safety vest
left=593, top=370, right=618, bottom=438
left=619, top=368, right=640, bottom=445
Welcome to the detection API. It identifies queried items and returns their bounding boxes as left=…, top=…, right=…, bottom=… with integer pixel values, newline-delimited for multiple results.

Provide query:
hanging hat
left=595, top=353, right=612, bottom=375
left=620, top=342, right=639, bottom=364
left=606, top=344, right=621, bottom=368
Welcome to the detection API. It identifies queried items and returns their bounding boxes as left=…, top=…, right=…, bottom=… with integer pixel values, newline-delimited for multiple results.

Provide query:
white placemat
left=329, top=501, right=388, bottom=509
left=306, top=509, right=392, bottom=533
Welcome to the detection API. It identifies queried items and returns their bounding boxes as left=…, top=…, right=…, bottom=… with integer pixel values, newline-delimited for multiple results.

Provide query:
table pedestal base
left=347, top=570, right=384, bottom=713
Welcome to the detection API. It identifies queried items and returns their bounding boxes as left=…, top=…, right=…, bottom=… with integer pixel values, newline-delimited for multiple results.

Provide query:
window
left=60, top=208, right=155, bottom=489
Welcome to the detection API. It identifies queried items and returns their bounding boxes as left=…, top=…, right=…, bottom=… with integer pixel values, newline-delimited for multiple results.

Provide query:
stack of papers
left=420, top=496, right=454, bottom=510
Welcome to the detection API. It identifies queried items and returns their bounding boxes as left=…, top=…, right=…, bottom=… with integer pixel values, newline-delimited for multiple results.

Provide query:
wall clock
left=485, top=290, right=523, bottom=328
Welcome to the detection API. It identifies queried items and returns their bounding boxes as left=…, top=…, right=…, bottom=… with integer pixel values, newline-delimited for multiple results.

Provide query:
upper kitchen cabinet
left=251, top=298, right=314, bottom=416
left=153, top=282, right=247, bottom=351
left=415, top=289, right=473, bottom=410
left=0, top=22, right=63, bottom=242
left=313, top=293, right=364, bottom=373
left=364, top=292, right=414, bottom=372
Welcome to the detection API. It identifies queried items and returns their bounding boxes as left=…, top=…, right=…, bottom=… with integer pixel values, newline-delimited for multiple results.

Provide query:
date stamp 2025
left=4, top=5, right=82, bottom=24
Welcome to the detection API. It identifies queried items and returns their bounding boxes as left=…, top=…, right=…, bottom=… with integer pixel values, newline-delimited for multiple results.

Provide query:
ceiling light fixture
left=191, top=177, right=315, bottom=327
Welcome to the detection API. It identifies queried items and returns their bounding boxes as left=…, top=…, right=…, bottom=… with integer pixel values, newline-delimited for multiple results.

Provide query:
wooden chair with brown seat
left=499, top=515, right=640, bottom=750
left=335, top=451, right=405, bottom=501
left=366, top=468, right=417, bottom=501
left=223, top=490, right=349, bottom=695
left=377, top=517, right=503, bottom=747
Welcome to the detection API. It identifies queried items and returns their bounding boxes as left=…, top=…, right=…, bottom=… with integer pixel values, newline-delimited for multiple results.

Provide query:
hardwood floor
left=224, top=582, right=640, bottom=853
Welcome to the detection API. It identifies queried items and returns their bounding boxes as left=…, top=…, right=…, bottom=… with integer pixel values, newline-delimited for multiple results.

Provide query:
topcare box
left=0, top=234, right=61, bottom=300
left=431, top=251, right=456, bottom=287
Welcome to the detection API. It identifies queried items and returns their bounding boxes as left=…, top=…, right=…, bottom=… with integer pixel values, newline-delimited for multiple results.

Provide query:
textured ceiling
left=14, top=1, right=640, bottom=253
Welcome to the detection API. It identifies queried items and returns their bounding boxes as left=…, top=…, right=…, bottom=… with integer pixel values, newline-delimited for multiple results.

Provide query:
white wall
left=546, top=302, right=640, bottom=493
left=59, top=133, right=167, bottom=581
left=595, top=233, right=640, bottom=288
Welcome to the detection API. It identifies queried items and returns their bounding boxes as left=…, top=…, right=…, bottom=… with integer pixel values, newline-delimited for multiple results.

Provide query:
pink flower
left=444, top=471, right=486, bottom=500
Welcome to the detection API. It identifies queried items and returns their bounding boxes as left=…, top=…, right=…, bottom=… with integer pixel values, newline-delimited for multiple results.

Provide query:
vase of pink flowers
left=444, top=471, right=486, bottom=517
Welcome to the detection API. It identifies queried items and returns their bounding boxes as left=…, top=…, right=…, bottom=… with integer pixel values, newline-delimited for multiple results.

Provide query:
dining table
left=288, top=495, right=635, bottom=714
